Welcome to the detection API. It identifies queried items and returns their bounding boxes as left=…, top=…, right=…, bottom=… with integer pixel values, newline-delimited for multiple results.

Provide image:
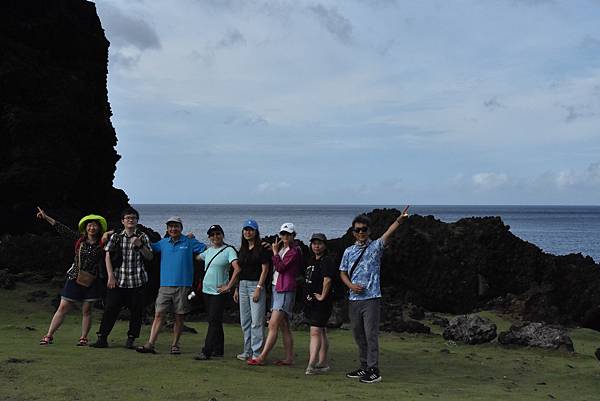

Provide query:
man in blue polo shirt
left=136, top=217, right=206, bottom=354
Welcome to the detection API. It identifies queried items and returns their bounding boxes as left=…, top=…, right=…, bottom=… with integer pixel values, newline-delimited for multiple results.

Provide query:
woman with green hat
left=36, top=207, right=110, bottom=346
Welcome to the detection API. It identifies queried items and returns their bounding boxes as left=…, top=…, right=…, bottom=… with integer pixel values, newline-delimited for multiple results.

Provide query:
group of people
left=36, top=204, right=410, bottom=384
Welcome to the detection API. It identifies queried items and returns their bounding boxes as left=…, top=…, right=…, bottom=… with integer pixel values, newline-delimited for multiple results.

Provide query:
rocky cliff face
left=0, top=0, right=129, bottom=235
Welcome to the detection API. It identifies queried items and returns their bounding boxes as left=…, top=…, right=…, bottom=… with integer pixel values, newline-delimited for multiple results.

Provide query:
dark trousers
left=349, top=298, right=380, bottom=369
left=202, top=293, right=226, bottom=356
left=97, top=286, right=145, bottom=339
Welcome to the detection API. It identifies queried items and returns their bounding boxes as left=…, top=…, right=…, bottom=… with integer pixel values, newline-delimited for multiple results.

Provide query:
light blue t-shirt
left=339, top=238, right=385, bottom=301
left=200, top=245, right=238, bottom=295
left=151, top=236, right=206, bottom=286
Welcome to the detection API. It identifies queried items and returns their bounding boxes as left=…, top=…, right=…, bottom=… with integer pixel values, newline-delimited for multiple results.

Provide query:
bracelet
left=256, top=284, right=262, bottom=289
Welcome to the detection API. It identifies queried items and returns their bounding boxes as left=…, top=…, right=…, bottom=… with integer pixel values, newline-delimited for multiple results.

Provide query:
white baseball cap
left=279, top=222, right=295, bottom=234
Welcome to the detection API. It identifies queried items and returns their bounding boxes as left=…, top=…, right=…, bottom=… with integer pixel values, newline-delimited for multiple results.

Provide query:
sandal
left=39, top=335, right=53, bottom=345
left=274, top=359, right=293, bottom=366
left=170, top=344, right=181, bottom=355
left=247, top=358, right=264, bottom=366
left=77, top=337, right=88, bottom=346
left=135, top=343, right=156, bottom=354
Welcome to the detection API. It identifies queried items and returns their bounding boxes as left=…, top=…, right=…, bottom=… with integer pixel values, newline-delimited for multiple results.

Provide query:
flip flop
left=77, top=337, right=88, bottom=346
left=247, top=358, right=264, bottom=366
left=170, top=344, right=181, bottom=355
left=39, top=335, right=53, bottom=345
left=274, top=359, right=293, bottom=366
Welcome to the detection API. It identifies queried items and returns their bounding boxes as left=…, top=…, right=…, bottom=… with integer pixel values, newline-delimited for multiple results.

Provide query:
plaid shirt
left=105, top=229, right=150, bottom=288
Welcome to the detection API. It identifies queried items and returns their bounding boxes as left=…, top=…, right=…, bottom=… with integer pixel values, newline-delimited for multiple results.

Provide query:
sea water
left=133, top=204, right=600, bottom=263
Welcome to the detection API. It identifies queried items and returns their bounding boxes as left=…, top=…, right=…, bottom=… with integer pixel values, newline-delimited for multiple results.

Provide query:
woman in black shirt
left=304, top=233, right=335, bottom=375
left=233, top=219, right=270, bottom=360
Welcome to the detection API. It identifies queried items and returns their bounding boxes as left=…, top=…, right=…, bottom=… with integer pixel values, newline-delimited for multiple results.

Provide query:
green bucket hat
left=78, top=214, right=108, bottom=233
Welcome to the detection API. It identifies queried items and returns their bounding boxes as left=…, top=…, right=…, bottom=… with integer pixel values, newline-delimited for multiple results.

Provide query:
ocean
left=133, top=205, right=600, bottom=263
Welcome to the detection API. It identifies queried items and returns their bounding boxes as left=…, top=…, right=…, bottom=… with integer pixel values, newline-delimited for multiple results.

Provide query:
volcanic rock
left=442, top=314, right=497, bottom=344
left=498, top=322, right=574, bottom=352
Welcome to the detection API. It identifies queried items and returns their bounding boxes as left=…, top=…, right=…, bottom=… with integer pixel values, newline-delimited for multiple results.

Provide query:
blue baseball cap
left=243, top=219, right=259, bottom=231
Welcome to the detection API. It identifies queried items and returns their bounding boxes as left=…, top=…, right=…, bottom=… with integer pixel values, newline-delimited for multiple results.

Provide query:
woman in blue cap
left=36, top=207, right=109, bottom=346
left=233, top=219, right=270, bottom=361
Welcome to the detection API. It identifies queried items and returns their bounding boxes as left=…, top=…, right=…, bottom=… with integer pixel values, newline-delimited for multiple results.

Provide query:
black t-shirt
left=304, top=253, right=336, bottom=301
left=238, top=246, right=271, bottom=281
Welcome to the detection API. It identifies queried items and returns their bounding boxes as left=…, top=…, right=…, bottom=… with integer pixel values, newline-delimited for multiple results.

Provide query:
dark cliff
left=0, top=0, right=129, bottom=234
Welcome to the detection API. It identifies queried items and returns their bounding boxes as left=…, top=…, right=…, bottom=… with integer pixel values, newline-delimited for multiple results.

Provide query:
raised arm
left=380, top=205, right=410, bottom=245
left=272, top=246, right=300, bottom=273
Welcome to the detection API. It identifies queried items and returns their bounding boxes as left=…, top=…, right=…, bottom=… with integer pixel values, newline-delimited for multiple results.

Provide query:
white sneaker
left=314, top=365, right=331, bottom=373
left=305, top=366, right=319, bottom=375
left=236, top=353, right=249, bottom=361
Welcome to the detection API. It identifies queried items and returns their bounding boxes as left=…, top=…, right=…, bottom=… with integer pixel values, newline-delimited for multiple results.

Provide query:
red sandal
left=77, top=337, right=88, bottom=346
left=39, top=335, right=53, bottom=345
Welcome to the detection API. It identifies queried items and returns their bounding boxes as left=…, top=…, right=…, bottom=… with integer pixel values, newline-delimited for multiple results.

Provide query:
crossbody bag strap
left=204, top=244, right=233, bottom=272
left=348, top=243, right=370, bottom=281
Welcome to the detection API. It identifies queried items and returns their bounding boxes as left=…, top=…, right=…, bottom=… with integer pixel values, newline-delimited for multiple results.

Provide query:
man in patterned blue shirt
left=339, top=206, right=410, bottom=384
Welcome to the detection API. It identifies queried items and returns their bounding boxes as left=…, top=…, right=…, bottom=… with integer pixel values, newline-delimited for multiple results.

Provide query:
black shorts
left=60, top=278, right=102, bottom=302
left=304, top=301, right=333, bottom=328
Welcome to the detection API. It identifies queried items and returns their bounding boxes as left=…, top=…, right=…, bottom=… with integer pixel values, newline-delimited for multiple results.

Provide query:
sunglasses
left=353, top=227, right=369, bottom=233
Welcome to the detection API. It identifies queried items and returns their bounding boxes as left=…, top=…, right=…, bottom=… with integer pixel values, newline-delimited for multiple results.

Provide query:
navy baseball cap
left=207, top=224, right=224, bottom=235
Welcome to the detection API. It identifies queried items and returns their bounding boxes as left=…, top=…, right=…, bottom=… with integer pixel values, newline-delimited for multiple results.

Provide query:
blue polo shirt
left=151, top=236, right=207, bottom=286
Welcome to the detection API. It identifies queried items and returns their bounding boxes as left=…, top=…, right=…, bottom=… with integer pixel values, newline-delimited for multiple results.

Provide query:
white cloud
left=472, top=173, right=510, bottom=191
left=257, top=182, right=292, bottom=192
left=555, top=162, right=600, bottom=189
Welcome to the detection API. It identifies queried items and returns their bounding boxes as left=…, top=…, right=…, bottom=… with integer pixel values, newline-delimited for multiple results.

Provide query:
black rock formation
left=442, top=314, right=497, bottom=344
left=327, top=209, right=600, bottom=329
left=1, top=0, right=129, bottom=235
left=498, top=322, right=574, bottom=352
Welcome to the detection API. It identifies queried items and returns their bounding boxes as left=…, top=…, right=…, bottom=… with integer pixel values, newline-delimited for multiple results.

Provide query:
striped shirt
left=105, top=229, right=151, bottom=288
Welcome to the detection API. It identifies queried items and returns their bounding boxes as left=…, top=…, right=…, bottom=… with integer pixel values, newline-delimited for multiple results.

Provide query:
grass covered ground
left=1, top=283, right=599, bottom=401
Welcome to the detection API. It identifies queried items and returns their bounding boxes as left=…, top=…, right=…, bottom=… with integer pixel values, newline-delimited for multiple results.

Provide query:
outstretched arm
left=36, top=206, right=56, bottom=226
left=381, top=205, right=410, bottom=245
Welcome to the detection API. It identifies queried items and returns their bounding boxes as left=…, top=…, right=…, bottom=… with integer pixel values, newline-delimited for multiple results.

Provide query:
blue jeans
left=238, top=280, right=266, bottom=357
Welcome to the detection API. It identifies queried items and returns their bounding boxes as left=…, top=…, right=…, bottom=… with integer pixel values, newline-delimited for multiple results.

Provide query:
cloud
left=223, top=112, right=269, bottom=126
left=472, top=172, right=510, bottom=191
left=217, top=29, right=247, bottom=49
left=483, top=96, right=505, bottom=110
left=308, top=4, right=353, bottom=44
left=580, top=35, right=600, bottom=50
left=257, top=181, right=291, bottom=192
left=555, top=162, right=600, bottom=189
left=98, top=3, right=161, bottom=51
left=510, top=0, right=555, bottom=6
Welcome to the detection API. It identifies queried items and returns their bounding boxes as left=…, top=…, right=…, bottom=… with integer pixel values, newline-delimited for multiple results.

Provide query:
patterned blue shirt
left=339, top=238, right=384, bottom=301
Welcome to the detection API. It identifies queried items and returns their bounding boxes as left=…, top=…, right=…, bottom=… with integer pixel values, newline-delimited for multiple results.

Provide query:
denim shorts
left=60, top=278, right=102, bottom=303
left=271, top=290, right=295, bottom=318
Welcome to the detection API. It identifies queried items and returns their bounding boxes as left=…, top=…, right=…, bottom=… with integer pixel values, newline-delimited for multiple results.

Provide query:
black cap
left=310, top=233, right=327, bottom=242
left=207, top=224, right=224, bottom=235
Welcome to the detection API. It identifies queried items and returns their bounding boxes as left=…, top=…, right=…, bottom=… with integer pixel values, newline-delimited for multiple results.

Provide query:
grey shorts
left=271, top=290, right=295, bottom=318
left=155, top=286, right=191, bottom=315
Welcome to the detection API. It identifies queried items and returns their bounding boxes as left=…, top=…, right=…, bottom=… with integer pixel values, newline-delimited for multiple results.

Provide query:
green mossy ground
left=1, top=284, right=599, bottom=401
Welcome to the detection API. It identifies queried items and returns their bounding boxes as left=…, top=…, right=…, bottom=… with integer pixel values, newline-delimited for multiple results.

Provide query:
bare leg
left=308, top=326, right=321, bottom=368
left=46, top=299, right=73, bottom=337
left=81, top=302, right=93, bottom=339
left=318, top=328, right=329, bottom=367
left=256, top=310, right=285, bottom=362
left=147, top=312, right=164, bottom=345
left=172, top=314, right=184, bottom=346
left=280, top=315, right=294, bottom=364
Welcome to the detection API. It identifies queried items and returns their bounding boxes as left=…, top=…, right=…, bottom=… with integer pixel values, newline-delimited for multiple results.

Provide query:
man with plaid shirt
left=91, top=207, right=153, bottom=349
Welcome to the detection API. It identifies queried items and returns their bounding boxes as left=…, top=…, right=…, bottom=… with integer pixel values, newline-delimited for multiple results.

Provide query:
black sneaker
left=194, top=352, right=211, bottom=361
left=345, top=368, right=367, bottom=379
left=90, top=337, right=109, bottom=348
left=125, top=336, right=136, bottom=349
left=359, top=367, right=382, bottom=384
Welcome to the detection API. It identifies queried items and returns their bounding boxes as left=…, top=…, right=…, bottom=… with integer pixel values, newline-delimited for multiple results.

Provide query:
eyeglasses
left=353, top=227, right=369, bottom=233
left=123, top=216, right=138, bottom=221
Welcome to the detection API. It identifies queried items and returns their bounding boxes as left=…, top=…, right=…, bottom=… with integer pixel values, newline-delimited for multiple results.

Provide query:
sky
left=95, top=0, right=600, bottom=205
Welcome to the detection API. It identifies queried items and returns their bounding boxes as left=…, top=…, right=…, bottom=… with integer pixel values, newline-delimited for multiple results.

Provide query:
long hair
left=239, top=228, right=262, bottom=259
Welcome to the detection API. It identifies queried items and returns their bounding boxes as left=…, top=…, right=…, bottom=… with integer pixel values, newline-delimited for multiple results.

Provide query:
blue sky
left=96, top=0, right=600, bottom=205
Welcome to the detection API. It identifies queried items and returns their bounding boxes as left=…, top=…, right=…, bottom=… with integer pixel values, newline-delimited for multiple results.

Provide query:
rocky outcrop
left=498, top=322, right=574, bottom=352
left=327, top=209, right=600, bottom=330
left=442, top=314, right=497, bottom=344
left=0, top=0, right=129, bottom=235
